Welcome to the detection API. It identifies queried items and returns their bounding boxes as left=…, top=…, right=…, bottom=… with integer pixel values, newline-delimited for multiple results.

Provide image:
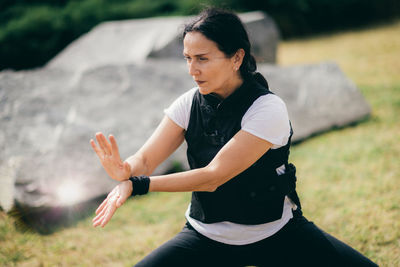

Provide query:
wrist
left=123, top=159, right=134, bottom=177
left=124, top=180, right=133, bottom=195
left=125, top=154, right=149, bottom=176
left=129, top=175, right=151, bottom=196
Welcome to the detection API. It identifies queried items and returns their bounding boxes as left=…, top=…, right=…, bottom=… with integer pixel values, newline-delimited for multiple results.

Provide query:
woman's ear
left=234, top=48, right=245, bottom=67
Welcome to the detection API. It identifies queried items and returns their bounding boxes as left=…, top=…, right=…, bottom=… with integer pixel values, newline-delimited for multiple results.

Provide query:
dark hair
left=182, top=7, right=268, bottom=88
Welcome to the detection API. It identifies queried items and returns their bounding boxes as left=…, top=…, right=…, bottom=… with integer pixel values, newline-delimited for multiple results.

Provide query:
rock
left=0, top=60, right=370, bottom=215
left=47, top=11, right=279, bottom=73
left=0, top=157, right=18, bottom=212
left=239, top=11, right=280, bottom=63
left=0, top=60, right=194, bottom=212
left=258, top=62, right=371, bottom=141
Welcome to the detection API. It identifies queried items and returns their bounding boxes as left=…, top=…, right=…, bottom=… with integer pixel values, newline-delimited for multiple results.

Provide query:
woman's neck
left=217, top=75, right=244, bottom=99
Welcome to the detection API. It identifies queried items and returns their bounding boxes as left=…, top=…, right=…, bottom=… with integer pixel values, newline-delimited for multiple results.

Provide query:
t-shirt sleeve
left=164, top=87, right=197, bottom=130
left=241, top=94, right=291, bottom=148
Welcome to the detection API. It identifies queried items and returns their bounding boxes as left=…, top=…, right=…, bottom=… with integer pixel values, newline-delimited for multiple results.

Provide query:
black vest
left=185, top=78, right=301, bottom=225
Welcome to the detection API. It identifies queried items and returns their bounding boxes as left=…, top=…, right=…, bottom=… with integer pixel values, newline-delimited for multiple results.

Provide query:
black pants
left=134, top=211, right=378, bottom=267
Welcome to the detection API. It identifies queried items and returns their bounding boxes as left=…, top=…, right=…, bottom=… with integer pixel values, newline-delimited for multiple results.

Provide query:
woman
left=90, top=8, right=377, bottom=267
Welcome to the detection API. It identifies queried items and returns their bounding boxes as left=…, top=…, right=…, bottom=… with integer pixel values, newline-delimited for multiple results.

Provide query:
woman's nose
left=188, top=61, right=200, bottom=76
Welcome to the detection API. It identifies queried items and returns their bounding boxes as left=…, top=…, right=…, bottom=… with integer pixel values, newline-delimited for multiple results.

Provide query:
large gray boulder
left=47, top=11, right=279, bottom=73
left=0, top=60, right=370, bottom=215
left=259, top=62, right=371, bottom=141
left=0, top=60, right=193, bottom=212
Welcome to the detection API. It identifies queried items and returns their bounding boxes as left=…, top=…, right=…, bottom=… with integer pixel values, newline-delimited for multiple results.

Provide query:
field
left=1, top=20, right=399, bottom=266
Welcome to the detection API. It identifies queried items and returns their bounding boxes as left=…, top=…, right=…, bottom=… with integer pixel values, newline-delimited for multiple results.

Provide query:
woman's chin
left=198, top=86, right=211, bottom=95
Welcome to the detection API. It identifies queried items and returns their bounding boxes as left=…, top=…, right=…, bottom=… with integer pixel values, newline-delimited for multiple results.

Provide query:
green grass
left=1, top=20, right=400, bottom=266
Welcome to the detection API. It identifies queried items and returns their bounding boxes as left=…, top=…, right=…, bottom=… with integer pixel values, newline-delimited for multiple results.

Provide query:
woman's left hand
left=92, top=180, right=133, bottom=228
left=90, top=133, right=132, bottom=181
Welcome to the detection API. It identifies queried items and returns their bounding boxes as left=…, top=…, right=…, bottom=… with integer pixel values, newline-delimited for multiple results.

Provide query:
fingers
left=91, top=133, right=122, bottom=161
left=109, top=135, right=121, bottom=160
left=93, top=183, right=130, bottom=228
left=95, top=132, right=112, bottom=156
left=92, top=203, right=108, bottom=226
left=100, top=200, right=118, bottom=227
left=96, top=189, right=116, bottom=214
left=90, top=139, right=103, bottom=158
left=95, top=193, right=111, bottom=215
left=92, top=195, right=118, bottom=227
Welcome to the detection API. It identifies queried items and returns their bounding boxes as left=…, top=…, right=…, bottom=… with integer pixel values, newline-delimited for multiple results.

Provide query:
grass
left=1, top=20, right=400, bottom=266
left=277, top=20, right=400, bottom=265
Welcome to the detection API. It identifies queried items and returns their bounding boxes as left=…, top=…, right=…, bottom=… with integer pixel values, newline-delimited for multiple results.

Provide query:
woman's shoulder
left=242, top=91, right=290, bottom=147
left=185, top=86, right=199, bottom=96
left=248, top=92, right=288, bottom=115
left=179, top=87, right=198, bottom=105
left=164, top=87, right=198, bottom=131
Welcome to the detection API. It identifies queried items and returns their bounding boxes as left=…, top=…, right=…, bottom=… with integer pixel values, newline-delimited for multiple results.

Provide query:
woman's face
left=183, top=32, right=242, bottom=98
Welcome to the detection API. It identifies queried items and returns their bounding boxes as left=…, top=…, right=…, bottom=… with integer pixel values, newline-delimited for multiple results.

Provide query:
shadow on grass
left=7, top=195, right=106, bottom=235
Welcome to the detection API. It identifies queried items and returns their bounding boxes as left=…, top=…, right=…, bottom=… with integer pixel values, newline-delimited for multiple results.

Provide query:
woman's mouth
left=195, top=80, right=206, bottom=85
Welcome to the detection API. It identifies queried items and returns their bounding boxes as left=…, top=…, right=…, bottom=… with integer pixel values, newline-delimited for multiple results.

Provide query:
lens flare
left=56, top=180, right=84, bottom=206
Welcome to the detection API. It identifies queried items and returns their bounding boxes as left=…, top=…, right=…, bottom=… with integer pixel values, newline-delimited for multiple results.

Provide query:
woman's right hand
left=92, top=180, right=133, bottom=227
left=90, top=132, right=131, bottom=181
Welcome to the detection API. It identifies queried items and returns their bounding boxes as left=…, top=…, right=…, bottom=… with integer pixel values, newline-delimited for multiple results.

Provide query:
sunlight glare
left=56, top=180, right=84, bottom=206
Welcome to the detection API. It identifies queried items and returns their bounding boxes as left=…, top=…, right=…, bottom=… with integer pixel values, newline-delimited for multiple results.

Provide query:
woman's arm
left=125, top=115, right=185, bottom=177
left=91, top=115, right=185, bottom=181
left=93, top=128, right=272, bottom=227
left=149, top=129, right=273, bottom=192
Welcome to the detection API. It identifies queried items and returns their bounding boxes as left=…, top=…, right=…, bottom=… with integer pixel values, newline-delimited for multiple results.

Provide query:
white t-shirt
left=164, top=87, right=296, bottom=245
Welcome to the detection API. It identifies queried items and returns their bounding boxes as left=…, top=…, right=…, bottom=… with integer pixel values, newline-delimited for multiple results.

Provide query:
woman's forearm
left=149, top=165, right=221, bottom=193
left=124, top=116, right=186, bottom=179
left=125, top=153, right=151, bottom=177
left=148, top=131, right=273, bottom=193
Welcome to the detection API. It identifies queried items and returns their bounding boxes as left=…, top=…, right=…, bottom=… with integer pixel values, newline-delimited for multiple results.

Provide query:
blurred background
left=1, top=0, right=400, bottom=266
left=1, top=0, right=399, bottom=71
